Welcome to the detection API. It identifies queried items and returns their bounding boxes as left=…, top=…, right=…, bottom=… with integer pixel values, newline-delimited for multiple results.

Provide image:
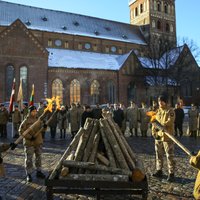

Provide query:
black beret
left=29, top=105, right=37, bottom=112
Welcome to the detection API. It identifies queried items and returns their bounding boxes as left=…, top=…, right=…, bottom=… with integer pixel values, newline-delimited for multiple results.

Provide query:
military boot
left=36, top=171, right=45, bottom=179
left=166, top=173, right=174, bottom=182
left=152, top=170, right=163, bottom=178
left=26, top=174, right=32, bottom=182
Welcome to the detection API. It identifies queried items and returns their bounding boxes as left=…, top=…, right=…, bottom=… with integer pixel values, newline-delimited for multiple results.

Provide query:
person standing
left=12, top=105, right=21, bottom=138
left=138, top=102, right=150, bottom=137
left=152, top=94, right=176, bottom=182
left=21, top=103, right=29, bottom=120
left=47, top=104, right=57, bottom=139
left=81, top=105, right=93, bottom=127
left=0, top=104, right=9, bottom=138
left=126, top=101, right=139, bottom=136
left=68, top=103, right=80, bottom=138
left=112, top=103, right=124, bottom=129
left=188, top=104, right=198, bottom=138
left=57, top=105, right=68, bottom=139
left=174, top=103, right=185, bottom=137
left=19, top=105, right=46, bottom=182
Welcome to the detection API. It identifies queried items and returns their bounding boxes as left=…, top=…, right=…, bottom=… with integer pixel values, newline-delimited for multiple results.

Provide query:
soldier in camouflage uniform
left=19, top=106, right=46, bottom=182
left=12, top=105, right=21, bottom=138
left=152, top=94, right=176, bottom=182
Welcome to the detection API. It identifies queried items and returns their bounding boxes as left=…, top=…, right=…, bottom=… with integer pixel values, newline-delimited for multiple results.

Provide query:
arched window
left=166, top=23, right=170, bottom=32
left=164, top=4, right=168, bottom=13
left=107, top=81, right=116, bottom=104
left=157, top=20, right=161, bottom=30
left=127, top=82, right=136, bottom=103
left=152, top=20, right=156, bottom=28
left=6, top=65, right=14, bottom=100
left=70, top=79, right=80, bottom=104
left=170, top=24, right=174, bottom=32
left=157, top=1, right=161, bottom=12
left=135, top=7, right=138, bottom=16
left=91, top=80, right=100, bottom=104
left=52, top=79, right=63, bottom=103
left=20, top=66, right=28, bottom=100
left=140, top=4, right=143, bottom=13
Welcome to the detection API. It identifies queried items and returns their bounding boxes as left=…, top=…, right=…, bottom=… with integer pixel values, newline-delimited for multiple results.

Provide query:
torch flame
left=146, top=111, right=157, bottom=122
left=55, top=96, right=61, bottom=110
left=44, top=96, right=61, bottom=113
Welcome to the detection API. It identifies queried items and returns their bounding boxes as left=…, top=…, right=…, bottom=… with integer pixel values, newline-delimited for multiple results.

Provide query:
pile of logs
left=49, top=114, right=145, bottom=183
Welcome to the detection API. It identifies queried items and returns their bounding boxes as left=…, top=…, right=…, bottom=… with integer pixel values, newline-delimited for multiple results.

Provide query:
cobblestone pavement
left=0, top=123, right=199, bottom=200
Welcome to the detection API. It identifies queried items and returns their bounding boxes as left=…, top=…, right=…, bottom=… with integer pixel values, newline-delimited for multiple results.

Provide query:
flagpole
left=9, top=78, right=15, bottom=138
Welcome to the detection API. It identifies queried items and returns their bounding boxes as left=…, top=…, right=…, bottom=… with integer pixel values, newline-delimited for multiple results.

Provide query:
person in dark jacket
left=81, top=105, right=93, bottom=127
left=174, top=103, right=185, bottom=137
left=92, top=104, right=102, bottom=119
left=0, top=104, right=9, bottom=138
left=12, top=105, right=21, bottom=138
left=57, top=106, right=68, bottom=139
left=47, top=104, right=57, bottom=139
left=112, top=103, right=124, bottom=128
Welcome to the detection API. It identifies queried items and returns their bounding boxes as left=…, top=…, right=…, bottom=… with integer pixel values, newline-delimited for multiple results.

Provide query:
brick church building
left=0, top=0, right=199, bottom=106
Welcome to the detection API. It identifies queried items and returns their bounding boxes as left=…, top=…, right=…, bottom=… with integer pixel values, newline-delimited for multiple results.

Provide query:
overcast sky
left=2, top=0, right=200, bottom=50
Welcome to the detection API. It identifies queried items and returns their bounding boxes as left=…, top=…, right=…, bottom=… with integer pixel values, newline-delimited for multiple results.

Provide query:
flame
left=146, top=111, right=157, bottom=122
left=55, top=96, right=61, bottom=110
left=45, top=97, right=55, bottom=112
left=44, top=96, right=61, bottom=113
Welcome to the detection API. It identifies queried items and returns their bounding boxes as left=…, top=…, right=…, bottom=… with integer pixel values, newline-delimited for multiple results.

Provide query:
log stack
left=49, top=115, right=146, bottom=183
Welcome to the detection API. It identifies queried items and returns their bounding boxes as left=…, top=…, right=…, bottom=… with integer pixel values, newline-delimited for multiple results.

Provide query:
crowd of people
left=1, top=99, right=200, bottom=140
left=0, top=95, right=200, bottom=199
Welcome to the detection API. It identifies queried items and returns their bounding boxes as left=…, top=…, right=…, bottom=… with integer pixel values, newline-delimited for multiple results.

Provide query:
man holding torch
left=151, top=93, right=176, bottom=182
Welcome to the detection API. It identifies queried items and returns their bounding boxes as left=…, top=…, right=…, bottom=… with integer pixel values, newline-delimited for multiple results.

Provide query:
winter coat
left=57, top=110, right=68, bottom=129
left=0, top=108, right=9, bottom=125
left=47, top=109, right=57, bottom=128
left=188, top=109, right=198, bottom=131
left=113, top=108, right=124, bottom=128
left=81, top=111, right=93, bottom=127
left=126, top=106, right=139, bottom=129
left=69, top=107, right=80, bottom=132
left=12, top=110, right=21, bottom=123
left=174, top=107, right=184, bottom=125
left=19, top=114, right=43, bottom=147
left=138, top=107, right=150, bottom=131
left=152, top=106, right=175, bottom=142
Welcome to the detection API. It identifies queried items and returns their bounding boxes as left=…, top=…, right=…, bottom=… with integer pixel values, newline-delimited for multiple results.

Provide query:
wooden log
left=106, top=117, right=136, bottom=170
left=99, top=119, right=129, bottom=170
left=62, top=160, right=132, bottom=177
left=49, top=127, right=84, bottom=180
left=96, top=153, right=110, bottom=166
left=60, top=167, right=69, bottom=177
left=88, top=132, right=100, bottom=163
left=61, top=174, right=129, bottom=182
left=74, top=128, right=92, bottom=162
left=82, top=120, right=99, bottom=162
left=106, top=116, right=145, bottom=182
left=100, top=128, right=117, bottom=168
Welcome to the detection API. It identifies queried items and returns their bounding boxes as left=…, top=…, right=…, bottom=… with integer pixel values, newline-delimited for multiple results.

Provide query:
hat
left=158, top=93, right=168, bottom=103
left=29, top=105, right=37, bottom=112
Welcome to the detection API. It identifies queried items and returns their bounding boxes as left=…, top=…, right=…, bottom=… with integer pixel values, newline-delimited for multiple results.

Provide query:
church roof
left=0, top=1, right=147, bottom=45
left=138, top=46, right=184, bottom=68
left=47, top=48, right=132, bottom=70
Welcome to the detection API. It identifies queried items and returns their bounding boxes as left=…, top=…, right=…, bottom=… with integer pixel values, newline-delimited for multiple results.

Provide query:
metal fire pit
left=45, top=176, right=148, bottom=200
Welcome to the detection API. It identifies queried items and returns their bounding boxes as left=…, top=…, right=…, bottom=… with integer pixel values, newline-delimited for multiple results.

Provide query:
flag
left=17, top=79, right=23, bottom=111
left=29, top=84, right=34, bottom=106
left=8, top=78, right=15, bottom=113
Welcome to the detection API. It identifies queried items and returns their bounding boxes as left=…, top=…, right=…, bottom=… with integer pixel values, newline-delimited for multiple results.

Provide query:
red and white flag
left=17, top=79, right=23, bottom=111
left=8, top=78, right=15, bottom=113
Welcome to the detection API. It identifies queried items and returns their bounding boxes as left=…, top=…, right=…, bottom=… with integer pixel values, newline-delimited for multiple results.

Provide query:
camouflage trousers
left=24, top=145, right=42, bottom=175
left=155, top=140, right=175, bottom=174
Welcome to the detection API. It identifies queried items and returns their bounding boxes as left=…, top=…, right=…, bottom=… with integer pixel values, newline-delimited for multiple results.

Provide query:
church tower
left=129, top=0, right=176, bottom=47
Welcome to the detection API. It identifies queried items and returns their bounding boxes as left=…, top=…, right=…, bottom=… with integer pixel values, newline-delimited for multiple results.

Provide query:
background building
left=0, top=0, right=199, bottom=106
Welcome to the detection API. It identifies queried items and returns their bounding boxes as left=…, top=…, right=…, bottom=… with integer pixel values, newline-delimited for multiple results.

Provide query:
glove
left=190, top=151, right=200, bottom=170
left=30, top=136, right=36, bottom=141
left=0, top=157, right=3, bottom=164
